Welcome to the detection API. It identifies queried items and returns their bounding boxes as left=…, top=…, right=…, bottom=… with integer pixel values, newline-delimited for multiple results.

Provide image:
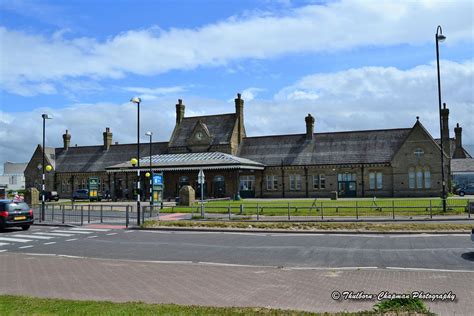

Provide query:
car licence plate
left=14, top=216, right=26, bottom=220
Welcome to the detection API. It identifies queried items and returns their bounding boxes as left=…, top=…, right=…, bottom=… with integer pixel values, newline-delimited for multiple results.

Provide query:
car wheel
left=460, top=192, right=465, bottom=197
left=21, top=225, right=30, bottom=231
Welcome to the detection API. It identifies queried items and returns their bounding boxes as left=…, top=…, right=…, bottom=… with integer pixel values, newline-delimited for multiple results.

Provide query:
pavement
left=1, top=225, right=473, bottom=314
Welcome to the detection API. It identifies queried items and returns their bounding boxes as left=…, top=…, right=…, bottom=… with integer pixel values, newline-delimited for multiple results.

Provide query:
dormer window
left=414, top=148, right=424, bottom=158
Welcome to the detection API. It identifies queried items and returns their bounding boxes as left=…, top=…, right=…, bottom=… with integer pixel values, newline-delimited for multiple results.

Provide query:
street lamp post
left=130, top=97, right=142, bottom=225
left=145, top=131, right=153, bottom=206
left=41, top=113, right=52, bottom=222
left=435, top=25, right=447, bottom=212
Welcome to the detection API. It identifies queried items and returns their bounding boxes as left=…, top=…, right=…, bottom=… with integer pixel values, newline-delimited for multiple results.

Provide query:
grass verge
left=142, top=219, right=472, bottom=232
left=0, top=295, right=434, bottom=315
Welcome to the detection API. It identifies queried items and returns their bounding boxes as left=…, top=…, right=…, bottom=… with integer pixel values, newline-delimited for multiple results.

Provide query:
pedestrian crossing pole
left=198, top=169, right=205, bottom=217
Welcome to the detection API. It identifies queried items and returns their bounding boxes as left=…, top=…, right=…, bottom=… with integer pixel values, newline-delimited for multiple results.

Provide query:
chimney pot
left=176, top=99, right=185, bottom=124
left=62, top=130, right=71, bottom=150
left=305, top=114, right=315, bottom=140
left=103, top=127, right=113, bottom=151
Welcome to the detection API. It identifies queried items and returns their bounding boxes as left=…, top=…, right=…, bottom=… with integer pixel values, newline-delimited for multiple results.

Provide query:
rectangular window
left=376, top=172, right=383, bottom=189
left=289, top=174, right=301, bottom=191
left=409, top=170, right=415, bottom=189
left=424, top=171, right=431, bottom=189
left=320, top=175, right=326, bottom=189
left=266, top=175, right=278, bottom=191
left=369, top=172, right=375, bottom=190
left=313, top=175, right=319, bottom=189
left=416, top=170, right=423, bottom=188
left=239, top=175, right=255, bottom=191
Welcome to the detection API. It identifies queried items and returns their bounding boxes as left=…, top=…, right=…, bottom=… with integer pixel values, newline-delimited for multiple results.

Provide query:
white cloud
left=1, top=60, right=473, bottom=167
left=1, top=0, right=473, bottom=95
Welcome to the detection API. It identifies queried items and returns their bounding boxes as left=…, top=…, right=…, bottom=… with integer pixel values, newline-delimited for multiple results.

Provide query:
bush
left=374, top=298, right=431, bottom=314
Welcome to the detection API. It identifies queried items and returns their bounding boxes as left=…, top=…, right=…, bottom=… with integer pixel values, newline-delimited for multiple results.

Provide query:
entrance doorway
left=338, top=173, right=357, bottom=197
left=213, top=175, right=225, bottom=198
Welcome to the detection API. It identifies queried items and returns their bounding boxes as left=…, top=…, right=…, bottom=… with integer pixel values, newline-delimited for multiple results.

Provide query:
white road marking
left=0, top=237, right=32, bottom=243
left=386, top=267, right=474, bottom=273
left=0, top=249, right=7, bottom=253
left=71, top=228, right=110, bottom=232
left=19, top=245, right=34, bottom=249
left=66, top=238, right=78, bottom=242
left=389, top=234, right=469, bottom=238
left=43, top=242, right=56, bottom=245
left=13, top=234, right=54, bottom=240
left=0, top=242, right=10, bottom=246
left=106, top=233, right=117, bottom=236
left=87, top=235, right=98, bottom=239
left=52, top=230, right=92, bottom=234
left=34, top=232, right=73, bottom=237
left=124, top=230, right=134, bottom=233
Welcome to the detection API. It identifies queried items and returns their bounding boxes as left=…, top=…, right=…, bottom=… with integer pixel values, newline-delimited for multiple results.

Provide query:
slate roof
left=107, top=152, right=264, bottom=171
left=238, top=128, right=412, bottom=166
left=169, top=114, right=236, bottom=147
left=3, top=162, right=28, bottom=175
left=53, top=142, right=169, bottom=173
left=451, top=159, right=474, bottom=173
left=434, top=138, right=472, bottom=158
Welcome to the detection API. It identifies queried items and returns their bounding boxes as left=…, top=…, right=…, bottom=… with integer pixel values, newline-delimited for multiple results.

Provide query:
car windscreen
left=6, top=202, right=30, bottom=212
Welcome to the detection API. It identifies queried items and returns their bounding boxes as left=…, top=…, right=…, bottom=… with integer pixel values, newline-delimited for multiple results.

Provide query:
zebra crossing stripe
left=71, top=228, right=110, bottom=232
left=34, top=232, right=74, bottom=237
left=0, top=237, right=32, bottom=243
left=0, top=242, right=10, bottom=246
left=13, top=234, right=55, bottom=240
left=52, top=230, right=92, bottom=234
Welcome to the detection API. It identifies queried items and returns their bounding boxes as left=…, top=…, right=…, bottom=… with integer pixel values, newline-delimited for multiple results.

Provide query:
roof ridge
left=244, top=127, right=412, bottom=140
left=183, top=113, right=236, bottom=119
left=54, top=141, right=169, bottom=150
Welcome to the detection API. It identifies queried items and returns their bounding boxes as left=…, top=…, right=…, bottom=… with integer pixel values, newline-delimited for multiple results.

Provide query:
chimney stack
left=440, top=103, right=450, bottom=158
left=103, top=127, right=113, bottom=151
left=235, top=93, right=245, bottom=143
left=176, top=99, right=185, bottom=125
left=62, top=130, right=71, bottom=150
left=305, top=114, right=315, bottom=140
left=453, top=123, right=467, bottom=159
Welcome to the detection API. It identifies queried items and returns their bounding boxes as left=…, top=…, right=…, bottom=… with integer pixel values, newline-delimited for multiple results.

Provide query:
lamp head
left=130, top=158, right=138, bottom=166
left=130, top=97, right=141, bottom=104
left=145, top=131, right=153, bottom=137
left=42, top=113, right=52, bottom=120
left=437, top=34, right=446, bottom=42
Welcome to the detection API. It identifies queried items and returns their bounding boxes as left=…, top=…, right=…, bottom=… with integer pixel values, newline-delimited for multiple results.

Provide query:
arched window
left=409, top=167, right=431, bottom=189
left=424, top=168, right=431, bottom=189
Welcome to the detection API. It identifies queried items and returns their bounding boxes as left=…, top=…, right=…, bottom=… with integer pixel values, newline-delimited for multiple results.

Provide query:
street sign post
left=152, top=173, right=164, bottom=205
left=198, top=169, right=205, bottom=217
left=88, top=177, right=99, bottom=201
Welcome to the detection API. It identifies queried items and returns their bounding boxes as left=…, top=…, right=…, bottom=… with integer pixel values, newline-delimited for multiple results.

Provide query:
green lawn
left=0, top=295, right=433, bottom=315
left=162, top=197, right=472, bottom=217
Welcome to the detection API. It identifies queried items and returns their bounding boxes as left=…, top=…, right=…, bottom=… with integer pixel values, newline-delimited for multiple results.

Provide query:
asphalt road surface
left=1, top=225, right=473, bottom=271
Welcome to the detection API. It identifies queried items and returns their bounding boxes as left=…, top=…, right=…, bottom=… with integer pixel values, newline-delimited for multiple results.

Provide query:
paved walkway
left=1, top=253, right=472, bottom=315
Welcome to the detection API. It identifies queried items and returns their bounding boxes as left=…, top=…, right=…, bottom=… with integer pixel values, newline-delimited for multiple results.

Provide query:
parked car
left=43, top=191, right=59, bottom=202
left=72, top=189, right=102, bottom=201
left=455, top=184, right=474, bottom=196
left=0, top=200, right=34, bottom=230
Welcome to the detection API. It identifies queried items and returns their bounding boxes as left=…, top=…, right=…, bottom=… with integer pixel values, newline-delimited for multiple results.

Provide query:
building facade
left=25, top=94, right=471, bottom=200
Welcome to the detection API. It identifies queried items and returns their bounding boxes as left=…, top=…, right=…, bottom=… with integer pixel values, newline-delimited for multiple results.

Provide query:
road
left=1, top=225, right=473, bottom=315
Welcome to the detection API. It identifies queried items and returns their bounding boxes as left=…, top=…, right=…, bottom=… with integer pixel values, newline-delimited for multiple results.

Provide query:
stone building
left=25, top=94, right=471, bottom=200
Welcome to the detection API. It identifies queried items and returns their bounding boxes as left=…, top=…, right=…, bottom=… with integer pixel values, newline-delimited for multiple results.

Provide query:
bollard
left=62, top=205, right=65, bottom=224
left=125, top=206, right=129, bottom=228
left=321, top=202, right=324, bottom=220
left=240, top=204, right=244, bottom=215
left=88, top=205, right=91, bottom=224
left=228, top=206, right=231, bottom=220
left=80, top=206, right=84, bottom=226
left=51, top=204, right=54, bottom=221
left=287, top=202, right=290, bottom=221
left=160, top=201, right=163, bottom=210
left=100, top=205, right=103, bottom=223
left=256, top=203, right=259, bottom=220
left=429, top=200, right=432, bottom=219
left=356, top=201, right=359, bottom=220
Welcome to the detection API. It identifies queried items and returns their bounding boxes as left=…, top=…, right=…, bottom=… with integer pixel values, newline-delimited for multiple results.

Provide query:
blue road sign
left=153, top=174, right=163, bottom=186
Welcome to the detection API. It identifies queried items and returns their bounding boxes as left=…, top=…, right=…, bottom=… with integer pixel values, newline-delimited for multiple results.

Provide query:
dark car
left=43, top=191, right=60, bottom=202
left=455, top=184, right=474, bottom=197
left=0, top=200, right=34, bottom=230
left=72, top=189, right=102, bottom=201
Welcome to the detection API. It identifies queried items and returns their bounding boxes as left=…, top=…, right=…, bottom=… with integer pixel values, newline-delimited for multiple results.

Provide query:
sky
left=0, top=0, right=473, bottom=173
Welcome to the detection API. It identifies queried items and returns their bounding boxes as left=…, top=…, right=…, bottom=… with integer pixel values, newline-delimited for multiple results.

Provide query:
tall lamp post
left=130, top=97, right=142, bottom=225
left=435, top=25, right=447, bottom=212
left=145, top=131, right=153, bottom=206
left=41, top=113, right=52, bottom=221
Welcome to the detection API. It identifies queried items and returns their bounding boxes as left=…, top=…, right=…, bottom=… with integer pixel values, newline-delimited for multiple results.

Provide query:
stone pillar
left=24, top=187, right=39, bottom=206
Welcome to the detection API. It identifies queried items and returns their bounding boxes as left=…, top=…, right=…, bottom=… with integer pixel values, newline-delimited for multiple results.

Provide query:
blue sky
left=0, top=0, right=473, bottom=169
